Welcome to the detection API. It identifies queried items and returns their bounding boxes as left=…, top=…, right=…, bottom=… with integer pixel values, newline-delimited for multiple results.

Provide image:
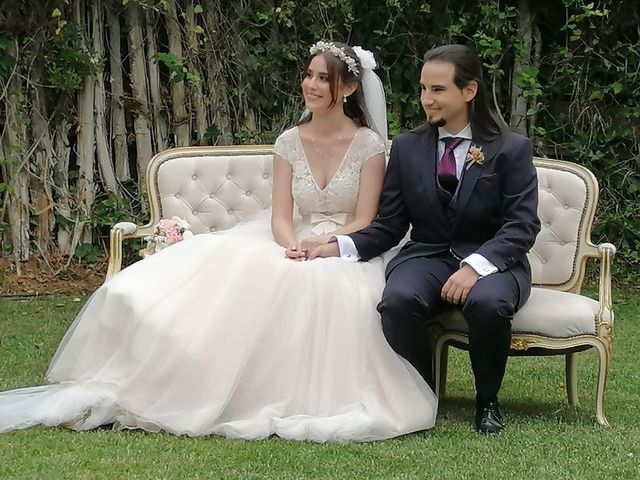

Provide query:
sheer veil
left=352, top=46, right=388, bottom=140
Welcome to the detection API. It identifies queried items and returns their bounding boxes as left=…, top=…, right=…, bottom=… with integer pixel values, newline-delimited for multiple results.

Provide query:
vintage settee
left=106, top=145, right=616, bottom=426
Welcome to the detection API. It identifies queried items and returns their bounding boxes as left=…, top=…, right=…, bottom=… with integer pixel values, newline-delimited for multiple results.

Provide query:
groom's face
left=420, top=61, right=477, bottom=133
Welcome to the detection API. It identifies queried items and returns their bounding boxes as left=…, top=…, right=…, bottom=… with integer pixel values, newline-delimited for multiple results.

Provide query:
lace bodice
left=273, top=127, right=385, bottom=229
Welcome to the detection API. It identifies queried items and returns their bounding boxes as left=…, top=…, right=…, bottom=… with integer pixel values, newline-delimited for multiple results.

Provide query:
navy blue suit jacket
left=349, top=125, right=541, bottom=307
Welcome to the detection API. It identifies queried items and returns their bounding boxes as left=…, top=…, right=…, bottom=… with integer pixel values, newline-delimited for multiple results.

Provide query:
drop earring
left=343, top=95, right=347, bottom=103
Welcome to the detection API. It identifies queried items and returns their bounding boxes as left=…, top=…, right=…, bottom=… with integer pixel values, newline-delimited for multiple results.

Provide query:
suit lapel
left=419, top=127, right=439, bottom=203
left=452, top=135, right=501, bottom=227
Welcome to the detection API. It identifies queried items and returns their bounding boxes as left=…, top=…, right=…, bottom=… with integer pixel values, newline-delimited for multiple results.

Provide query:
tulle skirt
left=0, top=213, right=436, bottom=442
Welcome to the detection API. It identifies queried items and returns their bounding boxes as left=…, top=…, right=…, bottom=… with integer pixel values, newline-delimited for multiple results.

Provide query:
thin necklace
left=309, top=135, right=344, bottom=163
left=307, top=132, right=345, bottom=163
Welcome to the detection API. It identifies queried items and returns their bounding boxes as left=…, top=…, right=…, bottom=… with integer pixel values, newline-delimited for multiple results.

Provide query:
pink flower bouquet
left=142, top=216, right=193, bottom=257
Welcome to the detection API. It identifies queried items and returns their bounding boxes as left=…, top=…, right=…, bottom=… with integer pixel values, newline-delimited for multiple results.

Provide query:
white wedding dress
left=0, top=126, right=436, bottom=442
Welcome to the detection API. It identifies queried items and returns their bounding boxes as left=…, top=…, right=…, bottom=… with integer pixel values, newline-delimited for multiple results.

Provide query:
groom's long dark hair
left=423, top=44, right=507, bottom=141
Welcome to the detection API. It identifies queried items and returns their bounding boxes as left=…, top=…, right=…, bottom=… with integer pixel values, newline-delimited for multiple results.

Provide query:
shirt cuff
left=334, top=235, right=361, bottom=262
left=462, top=253, right=498, bottom=278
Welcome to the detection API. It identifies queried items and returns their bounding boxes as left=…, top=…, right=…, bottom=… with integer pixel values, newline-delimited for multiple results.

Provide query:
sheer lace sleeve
left=272, top=127, right=298, bottom=166
left=359, top=128, right=387, bottom=162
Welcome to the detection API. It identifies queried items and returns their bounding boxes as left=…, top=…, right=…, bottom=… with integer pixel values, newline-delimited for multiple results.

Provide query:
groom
left=310, top=44, right=540, bottom=435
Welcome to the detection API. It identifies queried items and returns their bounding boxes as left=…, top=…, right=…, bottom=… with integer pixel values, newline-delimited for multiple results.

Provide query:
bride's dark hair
left=298, top=42, right=372, bottom=128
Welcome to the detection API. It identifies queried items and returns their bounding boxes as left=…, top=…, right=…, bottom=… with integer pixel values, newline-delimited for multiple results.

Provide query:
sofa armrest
left=597, top=242, right=616, bottom=325
left=105, top=222, right=155, bottom=281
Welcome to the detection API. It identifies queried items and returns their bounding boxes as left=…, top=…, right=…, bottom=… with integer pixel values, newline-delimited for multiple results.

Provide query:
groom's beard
left=428, top=117, right=447, bottom=128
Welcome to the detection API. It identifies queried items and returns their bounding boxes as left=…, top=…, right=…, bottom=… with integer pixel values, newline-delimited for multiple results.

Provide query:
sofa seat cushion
left=432, top=287, right=599, bottom=338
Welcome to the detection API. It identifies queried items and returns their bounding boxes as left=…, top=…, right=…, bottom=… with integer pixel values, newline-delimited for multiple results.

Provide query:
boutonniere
left=465, top=145, right=485, bottom=170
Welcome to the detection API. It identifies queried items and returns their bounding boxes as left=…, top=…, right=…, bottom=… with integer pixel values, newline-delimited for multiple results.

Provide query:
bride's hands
left=285, top=243, right=308, bottom=261
left=284, top=235, right=332, bottom=261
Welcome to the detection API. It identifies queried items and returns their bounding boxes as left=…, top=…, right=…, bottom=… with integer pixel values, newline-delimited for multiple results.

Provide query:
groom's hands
left=300, top=234, right=332, bottom=254
left=285, top=237, right=340, bottom=260
left=307, top=239, right=340, bottom=260
left=441, top=264, right=480, bottom=304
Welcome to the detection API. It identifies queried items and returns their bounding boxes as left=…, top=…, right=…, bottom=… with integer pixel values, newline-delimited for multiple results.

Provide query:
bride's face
left=302, top=54, right=337, bottom=112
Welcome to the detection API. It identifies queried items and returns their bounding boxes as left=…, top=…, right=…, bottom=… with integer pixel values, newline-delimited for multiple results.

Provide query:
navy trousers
left=378, top=253, right=520, bottom=406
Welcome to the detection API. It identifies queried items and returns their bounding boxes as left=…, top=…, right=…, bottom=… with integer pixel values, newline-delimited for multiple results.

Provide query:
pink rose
left=165, top=229, right=182, bottom=244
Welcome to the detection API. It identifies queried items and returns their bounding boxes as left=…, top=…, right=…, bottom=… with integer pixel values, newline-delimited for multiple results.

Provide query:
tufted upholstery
left=107, top=147, right=615, bottom=426
left=529, top=165, right=594, bottom=288
left=155, top=153, right=273, bottom=234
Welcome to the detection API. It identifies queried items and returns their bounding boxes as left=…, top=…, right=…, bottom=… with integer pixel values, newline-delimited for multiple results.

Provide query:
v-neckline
left=296, top=126, right=361, bottom=192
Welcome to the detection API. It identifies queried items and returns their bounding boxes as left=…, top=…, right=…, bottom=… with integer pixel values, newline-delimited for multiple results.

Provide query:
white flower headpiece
left=352, top=46, right=376, bottom=70
left=309, top=41, right=360, bottom=76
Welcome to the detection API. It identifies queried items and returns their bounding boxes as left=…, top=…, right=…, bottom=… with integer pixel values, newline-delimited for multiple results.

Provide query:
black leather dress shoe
left=475, top=402, right=504, bottom=435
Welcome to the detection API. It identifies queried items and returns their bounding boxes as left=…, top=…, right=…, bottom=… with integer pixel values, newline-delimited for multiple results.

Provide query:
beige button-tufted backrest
left=529, top=158, right=600, bottom=292
left=147, top=146, right=274, bottom=234
left=145, top=149, right=600, bottom=293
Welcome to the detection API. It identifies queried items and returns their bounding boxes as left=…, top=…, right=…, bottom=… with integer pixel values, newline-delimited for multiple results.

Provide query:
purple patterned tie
left=438, top=137, right=464, bottom=193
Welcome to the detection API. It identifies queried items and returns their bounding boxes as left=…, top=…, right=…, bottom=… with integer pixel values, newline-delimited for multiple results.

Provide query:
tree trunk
left=510, top=0, right=534, bottom=136
left=185, top=1, right=207, bottom=143
left=203, top=0, right=234, bottom=144
left=127, top=2, right=154, bottom=198
left=166, top=0, right=191, bottom=146
left=230, top=2, right=256, bottom=138
left=2, top=41, right=30, bottom=270
left=72, top=0, right=96, bottom=249
left=53, top=119, right=72, bottom=255
left=29, top=80, right=57, bottom=257
left=145, top=9, right=169, bottom=152
left=204, top=0, right=237, bottom=145
left=107, top=4, right=131, bottom=183
left=0, top=142, right=8, bottom=255
left=530, top=22, right=542, bottom=143
left=93, top=0, right=119, bottom=197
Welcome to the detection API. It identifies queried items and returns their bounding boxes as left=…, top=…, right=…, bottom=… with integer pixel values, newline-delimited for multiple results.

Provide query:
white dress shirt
left=335, top=124, right=498, bottom=277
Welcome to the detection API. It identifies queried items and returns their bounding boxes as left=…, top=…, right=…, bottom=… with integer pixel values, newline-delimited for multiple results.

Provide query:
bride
left=0, top=42, right=436, bottom=442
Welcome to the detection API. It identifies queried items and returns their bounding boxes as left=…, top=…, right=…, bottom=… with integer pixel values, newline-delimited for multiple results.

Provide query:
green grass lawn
left=1, top=289, right=639, bottom=479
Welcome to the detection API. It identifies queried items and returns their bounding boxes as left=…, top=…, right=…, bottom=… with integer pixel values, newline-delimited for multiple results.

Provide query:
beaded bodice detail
left=273, top=127, right=386, bottom=219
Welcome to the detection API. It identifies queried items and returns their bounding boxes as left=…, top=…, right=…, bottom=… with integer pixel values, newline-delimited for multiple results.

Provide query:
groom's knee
left=377, top=284, right=427, bottom=320
left=462, top=293, right=514, bottom=331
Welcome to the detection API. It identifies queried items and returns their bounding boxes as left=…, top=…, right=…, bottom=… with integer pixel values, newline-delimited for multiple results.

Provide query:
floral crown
left=309, top=41, right=359, bottom=76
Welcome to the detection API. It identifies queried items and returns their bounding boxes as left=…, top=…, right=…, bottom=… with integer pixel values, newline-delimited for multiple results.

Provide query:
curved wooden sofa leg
left=565, top=352, right=579, bottom=407
left=594, top=341, right=610, bottom=427
left=434, top=341, right=449, bottom=399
